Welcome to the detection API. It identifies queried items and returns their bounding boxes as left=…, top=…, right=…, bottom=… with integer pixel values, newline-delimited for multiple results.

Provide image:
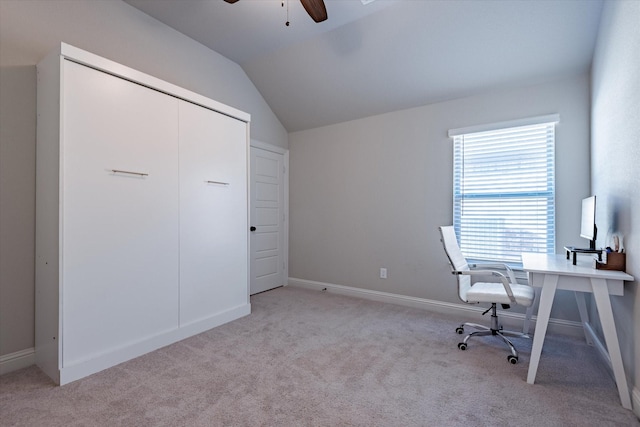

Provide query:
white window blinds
left=451, top=117, right=557, bottom=264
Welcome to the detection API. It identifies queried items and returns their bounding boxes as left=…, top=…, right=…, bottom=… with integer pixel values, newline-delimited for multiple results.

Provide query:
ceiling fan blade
left=300, top=0, right=327, bottom=23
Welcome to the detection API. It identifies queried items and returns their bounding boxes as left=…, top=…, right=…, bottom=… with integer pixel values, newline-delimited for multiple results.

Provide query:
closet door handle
left=111, top=169, right=148, bottom=177
left=206, top=180, right=230, bottom=186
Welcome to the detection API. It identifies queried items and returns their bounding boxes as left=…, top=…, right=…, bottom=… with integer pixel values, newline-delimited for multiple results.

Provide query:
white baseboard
left=0, top=348, right=35, bottom=375
left=287, top=277, right=584, bottom=338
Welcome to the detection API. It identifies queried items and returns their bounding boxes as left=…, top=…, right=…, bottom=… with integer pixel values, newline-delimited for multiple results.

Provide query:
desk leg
left=574, top=292, right=594, bottom=346
left=591, top=278, right=632, bottom=410
left=522, top=284, right=539, bottom=336
left=527, top=274, right=558, bottom=384
left=523, top=304, right=534, bottom=336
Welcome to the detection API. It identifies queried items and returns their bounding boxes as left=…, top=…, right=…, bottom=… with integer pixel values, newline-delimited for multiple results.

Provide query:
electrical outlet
left=380, top=268, right=387, bottom=279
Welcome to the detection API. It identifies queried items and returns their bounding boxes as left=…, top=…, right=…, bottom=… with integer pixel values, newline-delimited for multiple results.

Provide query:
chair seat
left=466, top=282, right=535, bottom=307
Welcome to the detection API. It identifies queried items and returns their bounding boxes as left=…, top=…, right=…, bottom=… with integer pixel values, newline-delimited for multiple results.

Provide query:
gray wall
left=0, top=0, right=287, bottom=357
left=0, top=67, right=37, bottom=356
left=591, top=0, right=640, bottom=407
left=289, top=74, right=591, bottom=321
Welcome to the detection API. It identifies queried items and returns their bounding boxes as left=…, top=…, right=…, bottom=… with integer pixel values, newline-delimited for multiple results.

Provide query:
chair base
left=456, top=304, right=530, bottom=364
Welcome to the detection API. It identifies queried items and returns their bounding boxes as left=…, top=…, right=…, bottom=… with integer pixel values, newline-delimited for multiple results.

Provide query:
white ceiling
left=124, top=0, right=604, bottom=132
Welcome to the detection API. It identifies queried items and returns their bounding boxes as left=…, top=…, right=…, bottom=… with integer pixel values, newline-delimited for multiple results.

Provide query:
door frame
left=249, top=139, right=289, bottom=294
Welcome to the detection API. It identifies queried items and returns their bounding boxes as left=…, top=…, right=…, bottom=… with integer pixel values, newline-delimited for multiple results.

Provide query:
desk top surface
left=521, top=253, right=634, bottom=281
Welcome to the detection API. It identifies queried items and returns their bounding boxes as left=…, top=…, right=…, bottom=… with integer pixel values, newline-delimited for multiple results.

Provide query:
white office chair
left=438, top=225, right=535, bottom=364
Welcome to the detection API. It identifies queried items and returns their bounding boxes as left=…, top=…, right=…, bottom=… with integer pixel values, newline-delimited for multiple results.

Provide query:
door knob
left=250, top=226, right=256, bottom=232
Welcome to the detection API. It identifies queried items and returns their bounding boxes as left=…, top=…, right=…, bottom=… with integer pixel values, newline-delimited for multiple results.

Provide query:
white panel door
left=61, top=60, right=180, bottom=366
left=250, top=147, right=285, bottom=295
left=179, top=101, right=248, bottom=326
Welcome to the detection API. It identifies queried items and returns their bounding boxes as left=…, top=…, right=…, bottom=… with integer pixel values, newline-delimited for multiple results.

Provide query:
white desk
left=521, top=253, right=634, bottom=410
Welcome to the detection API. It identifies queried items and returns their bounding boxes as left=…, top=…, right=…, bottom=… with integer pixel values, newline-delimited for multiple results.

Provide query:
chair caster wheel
left=455, top=327, right=464, bottom=334
left=458, top=342, right=467, bottom=351
left=507, top=355, right=518, bottom=364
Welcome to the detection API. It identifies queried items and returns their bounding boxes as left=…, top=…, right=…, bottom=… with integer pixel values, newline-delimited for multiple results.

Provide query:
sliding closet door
left=179, top=100, right=248, bottom=325
left=61, top=60, right=180, bottom=366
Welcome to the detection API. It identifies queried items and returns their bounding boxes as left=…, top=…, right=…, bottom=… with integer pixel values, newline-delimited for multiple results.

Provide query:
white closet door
left=179, top=100, right=248, bottom=326
left=61, top=60, right=180, bottom=366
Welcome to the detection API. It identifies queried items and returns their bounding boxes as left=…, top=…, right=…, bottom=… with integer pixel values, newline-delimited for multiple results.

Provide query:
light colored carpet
left=1, top=286, right=639, bottom=426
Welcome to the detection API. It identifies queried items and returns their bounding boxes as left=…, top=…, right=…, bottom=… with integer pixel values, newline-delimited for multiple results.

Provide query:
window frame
left=448, top=114, right=559, bottom=265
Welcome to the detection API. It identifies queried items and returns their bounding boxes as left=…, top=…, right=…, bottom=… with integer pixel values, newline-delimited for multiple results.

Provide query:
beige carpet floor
left=1, top=286, right=639, bottom=426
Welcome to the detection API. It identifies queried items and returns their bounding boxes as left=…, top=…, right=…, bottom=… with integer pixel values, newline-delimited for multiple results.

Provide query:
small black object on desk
left=564, top=246, right=603, bottom=265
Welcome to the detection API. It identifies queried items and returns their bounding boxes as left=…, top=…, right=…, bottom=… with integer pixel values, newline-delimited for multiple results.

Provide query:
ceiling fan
left=223, top=0, right=328, bottom=23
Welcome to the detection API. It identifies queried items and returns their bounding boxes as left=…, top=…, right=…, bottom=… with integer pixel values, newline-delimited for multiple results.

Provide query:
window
left=449, top=115, right=558, bottom=264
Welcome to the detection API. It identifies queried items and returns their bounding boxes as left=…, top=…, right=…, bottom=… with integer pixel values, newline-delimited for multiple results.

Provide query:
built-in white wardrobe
left=36, top=43, right=250, bottom=385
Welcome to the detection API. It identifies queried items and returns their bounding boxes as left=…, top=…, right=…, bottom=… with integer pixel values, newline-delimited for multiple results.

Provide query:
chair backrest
left=438, top=226, right=471, bottom=302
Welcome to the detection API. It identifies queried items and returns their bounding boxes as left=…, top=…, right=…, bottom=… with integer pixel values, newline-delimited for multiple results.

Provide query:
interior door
left=250, top=145, right=286, bottom=295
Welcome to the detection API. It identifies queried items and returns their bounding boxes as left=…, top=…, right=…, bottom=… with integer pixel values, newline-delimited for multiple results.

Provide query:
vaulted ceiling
left=124, top=0, right=604, bottom=132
